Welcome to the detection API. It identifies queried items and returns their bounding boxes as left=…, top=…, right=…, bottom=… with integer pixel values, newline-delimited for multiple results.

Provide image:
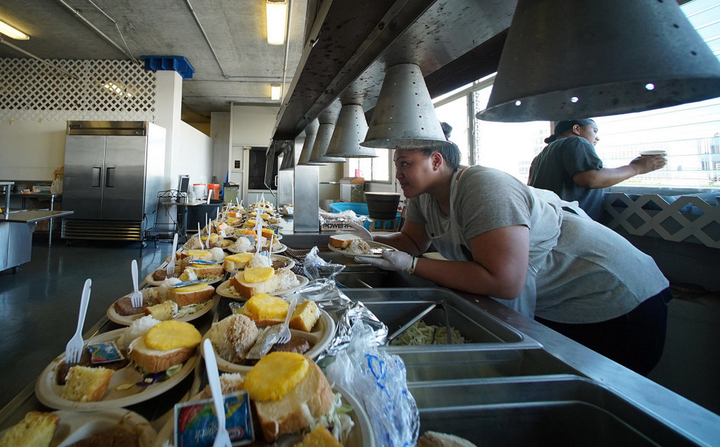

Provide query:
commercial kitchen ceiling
left=0, top=0, right=310, bottom=121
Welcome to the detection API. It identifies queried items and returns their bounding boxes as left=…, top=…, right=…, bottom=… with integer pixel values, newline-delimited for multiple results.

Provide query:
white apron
left=426, top=170, right=542, bottom=318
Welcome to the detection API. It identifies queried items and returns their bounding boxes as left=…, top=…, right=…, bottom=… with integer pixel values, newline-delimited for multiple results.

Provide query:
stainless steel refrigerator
left=62, top=121, right=166, bottom=241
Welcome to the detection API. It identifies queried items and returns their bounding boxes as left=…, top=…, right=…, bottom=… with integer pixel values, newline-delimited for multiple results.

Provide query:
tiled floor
left=1, top=238, right=718, bottom=418
left=0, top=238, right=172, bottom=408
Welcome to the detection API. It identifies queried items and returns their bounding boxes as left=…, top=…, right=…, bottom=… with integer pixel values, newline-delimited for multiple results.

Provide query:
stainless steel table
left=0, top=209, right=74, bottom=272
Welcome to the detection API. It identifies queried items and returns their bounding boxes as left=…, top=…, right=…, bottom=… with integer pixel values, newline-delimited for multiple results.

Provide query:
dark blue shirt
left=528, top=136, right=605, bottom=221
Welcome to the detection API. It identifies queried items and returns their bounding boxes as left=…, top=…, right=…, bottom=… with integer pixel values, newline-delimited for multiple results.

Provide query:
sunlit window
left=347, top=149, right=391, bottom=182
left=461, top=0, right=720, bottom=189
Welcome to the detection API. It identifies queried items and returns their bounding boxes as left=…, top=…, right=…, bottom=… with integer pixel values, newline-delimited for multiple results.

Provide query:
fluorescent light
left=0, top=20, right=29, bottom=40
left=271, top=84, right=282, bottom=101
left=266, top=0, right=288, bottom=45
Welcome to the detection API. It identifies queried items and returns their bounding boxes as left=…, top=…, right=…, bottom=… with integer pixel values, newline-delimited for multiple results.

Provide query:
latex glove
left=347, top=221, right=373, bottom=241
left=355, top=249, right=413, bottom=274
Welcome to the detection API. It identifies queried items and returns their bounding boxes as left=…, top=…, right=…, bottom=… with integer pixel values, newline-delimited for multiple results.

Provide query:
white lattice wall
left=605, top=193, right=720, bottom=249
left=0, top=58, right=155, bottom=121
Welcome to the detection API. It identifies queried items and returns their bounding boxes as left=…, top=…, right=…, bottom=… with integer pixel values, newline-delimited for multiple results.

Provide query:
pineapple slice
left=243, top=267, right=274, bottom=284
left=144, top=321, right=201, bottom=350
left=226, top=253, right=253, bottom=263
left=185, top=249, right=210, bottom=258
left=244, top=352, right=309, bottom=401
left=174, top=283, right=208, bottom=293
left=243, top=293, right=287, bottom=320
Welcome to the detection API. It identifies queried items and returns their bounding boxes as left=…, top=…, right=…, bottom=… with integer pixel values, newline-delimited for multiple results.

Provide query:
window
left=457, top=0, right=720, bottom=189
left=347, top=148, right=392, bottom=182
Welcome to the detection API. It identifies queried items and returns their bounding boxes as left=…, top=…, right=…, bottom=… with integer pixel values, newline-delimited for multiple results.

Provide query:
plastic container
left=207, top=183, right=221, bottom=201
left=365, top=192, right=401, bottom=220
left=329, top=202, right=401, bottom=230
left=193, top=183, right=206, bottom=200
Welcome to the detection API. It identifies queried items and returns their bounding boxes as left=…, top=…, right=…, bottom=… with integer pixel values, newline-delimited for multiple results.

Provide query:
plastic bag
left=302, top=246, right=345, bottom=280
left=325, top=321, right=419, bottom=447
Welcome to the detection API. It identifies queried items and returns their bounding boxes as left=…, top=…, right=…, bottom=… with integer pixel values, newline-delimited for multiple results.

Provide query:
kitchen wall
left=0, top=57, right=212, bottom=195
left=0, top=120, right=65, bottom=181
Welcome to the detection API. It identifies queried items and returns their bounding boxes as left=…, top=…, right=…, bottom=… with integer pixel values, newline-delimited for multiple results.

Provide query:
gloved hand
left=347, top=221, right=373, bottom=241
left=355, top=249, right=414, bottom=274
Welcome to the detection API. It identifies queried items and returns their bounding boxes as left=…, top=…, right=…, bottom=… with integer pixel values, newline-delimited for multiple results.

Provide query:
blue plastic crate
left=329, top=202, right=400, bottom=230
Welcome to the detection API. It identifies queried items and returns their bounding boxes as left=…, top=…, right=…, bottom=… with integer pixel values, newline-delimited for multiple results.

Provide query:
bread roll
left=230, top=268, right=298, bottom=299
left=246, top=354, right=333, bottom=442
left=168, top=283, right=215, bottom=307
left=329, top=234, right=360, bottom=249
left=127, top=336, right=196, bottom=373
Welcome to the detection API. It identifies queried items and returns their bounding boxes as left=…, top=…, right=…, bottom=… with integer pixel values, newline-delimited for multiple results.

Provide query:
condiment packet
left=174, top=391, right=254, bottom=447
left=171, top=280, right=204, bottom=288
left=187, top=260, right=218, bottom=265
left=245, top=325, right=281, bottom=360
left=87, top=341, right=124, bottom=364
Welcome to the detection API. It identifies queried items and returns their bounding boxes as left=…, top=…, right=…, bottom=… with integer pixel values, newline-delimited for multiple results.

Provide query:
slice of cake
left=0, top=411, right=59, bottom=447
left=62, top=365, right=114, bottom=402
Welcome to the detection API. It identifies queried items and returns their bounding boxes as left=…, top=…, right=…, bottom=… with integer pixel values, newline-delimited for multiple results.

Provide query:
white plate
left=201, top=309, right=335, bottom=374
left=327, top=240, right=396, bottom=258
left=106, top=296, right=216, bottom=326
left=215, top=275, right=309, bottom=300
left=152, top=382, right=371, bottom=447
left=227, top=242, right=287, bottom=254
left=57, top=409, right=156, bottom=447
left=36, top=329, right=200, bottom=411
left=223, top=254, right=295, bottom=274
left=639, top=150, right=667, bottom=156
left=144, top=272, right=224, bottom=287
left=0, top=409, right=157, bottom=447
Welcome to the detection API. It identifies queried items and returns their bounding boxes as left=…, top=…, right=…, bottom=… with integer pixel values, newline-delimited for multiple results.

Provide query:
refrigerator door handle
left=92, top=167, right=102, bottom=187
left=106, top=167, right=115, bottom=187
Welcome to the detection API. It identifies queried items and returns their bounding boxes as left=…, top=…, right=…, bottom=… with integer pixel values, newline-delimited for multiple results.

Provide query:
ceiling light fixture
left=0, top=19, right=29, bottom=40
left=476, top=0, right=720, bottom=122
left=271, top=84, right=282, bottom=101
left=266, top=0, right=288, bottom=45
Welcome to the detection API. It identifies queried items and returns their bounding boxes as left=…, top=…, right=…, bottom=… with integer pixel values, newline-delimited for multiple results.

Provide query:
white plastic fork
left=130, top=259, right=143, bottom=308
left=65, top=279, right=92, bottom=364
left=203, top=339, right=233, bottom=447
left=166, top=233, right=178, bottom=277
left=277, top=296, right=297, bottom=345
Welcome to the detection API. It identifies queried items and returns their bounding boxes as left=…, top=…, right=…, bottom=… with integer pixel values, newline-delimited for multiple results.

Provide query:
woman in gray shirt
left=356, top=142, right=671, bottom=375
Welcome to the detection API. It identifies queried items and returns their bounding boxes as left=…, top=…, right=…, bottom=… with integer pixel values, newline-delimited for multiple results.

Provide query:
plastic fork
left=167, top=233, right=178, bottom=277
left=130, top=259, right=143, bottom=308
left=64, top=279, right=92, bottom=364
left=203, top=339, right=233, bottom=447
left=277, top=296, right=297, bottom=345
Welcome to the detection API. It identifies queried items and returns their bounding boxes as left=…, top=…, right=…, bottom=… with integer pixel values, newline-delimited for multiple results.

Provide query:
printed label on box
left=321, top=222, right=354, bottom=232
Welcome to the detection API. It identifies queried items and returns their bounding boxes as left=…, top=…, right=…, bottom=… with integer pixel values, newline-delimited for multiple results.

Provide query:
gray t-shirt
left=406, top=166, right=669, bottom=324
left=528, top=136, right=605, bottom=221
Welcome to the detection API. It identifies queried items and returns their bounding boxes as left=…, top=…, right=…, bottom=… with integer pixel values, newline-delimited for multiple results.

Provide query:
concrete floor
left=1, top=238, right=718, bottom=418
left=0, top=238, right=172, bottom=408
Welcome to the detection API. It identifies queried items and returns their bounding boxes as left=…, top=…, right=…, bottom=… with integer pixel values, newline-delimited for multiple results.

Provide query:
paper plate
left=215, top=275, right=309, bottom=300
left=152, top=382, right=373, bottom=447
left=36, top=329, right=199, bottom=411
left=201, top=310, right=335, bottom=373
left=107, top=296, right=216, bottom=326
left=327, top=240, right=396, bottom=258
left=223, top=254, right=295, bottom=274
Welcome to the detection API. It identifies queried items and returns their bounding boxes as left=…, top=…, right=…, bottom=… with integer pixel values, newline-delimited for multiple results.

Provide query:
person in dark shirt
left=527, top=119, right=666, bottom=221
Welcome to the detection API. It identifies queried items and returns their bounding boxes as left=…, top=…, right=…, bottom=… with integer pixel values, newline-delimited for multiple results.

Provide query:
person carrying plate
left=352, top=132, right=671, bottom=376
left=527, top=118, right=666, bottom=221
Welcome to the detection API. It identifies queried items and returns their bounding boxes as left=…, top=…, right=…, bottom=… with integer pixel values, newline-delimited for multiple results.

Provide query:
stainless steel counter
left=1, top=248, right=719, bottom=446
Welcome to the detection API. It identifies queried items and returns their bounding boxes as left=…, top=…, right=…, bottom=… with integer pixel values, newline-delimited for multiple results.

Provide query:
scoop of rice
left=163, top=277, right=182, bottom=287
left=118, top=315, right=161, bottom=351
left=210, top=247, right=226, bottom=261
left=232, top=237, right=252, bottom=253
left=249, top=254, right=272, bottom=268
left=210, top=314, right=259, bottom=363
left=277, top=268, right=300, bottom=290
left=348, top=239, right=371, bottom=254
